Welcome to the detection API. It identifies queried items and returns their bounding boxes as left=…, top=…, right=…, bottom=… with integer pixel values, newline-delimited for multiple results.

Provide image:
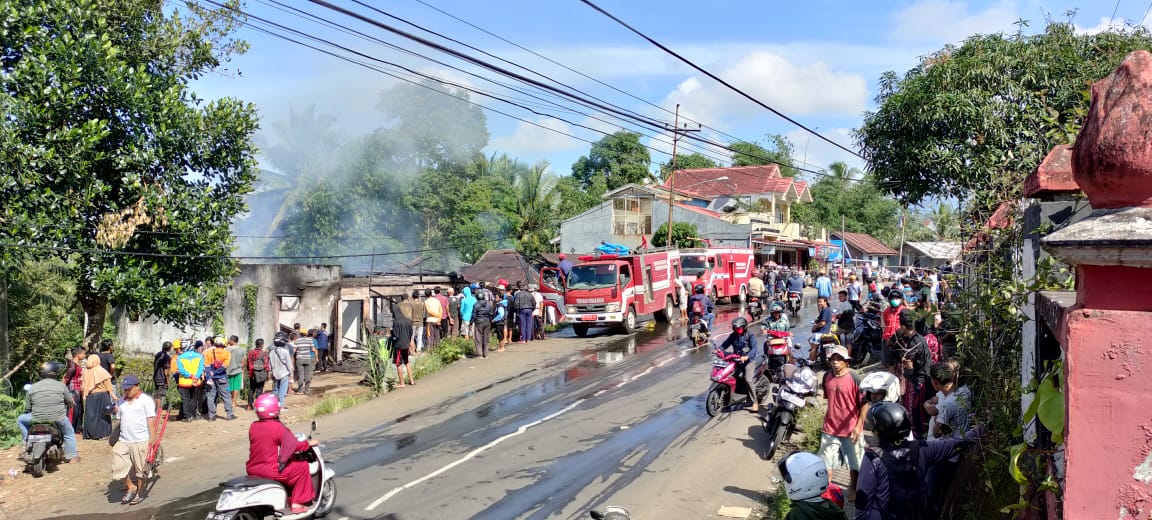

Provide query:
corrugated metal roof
left=831, top=231, right=899, bottom=256
left=904, top=241, right=963, bottom=261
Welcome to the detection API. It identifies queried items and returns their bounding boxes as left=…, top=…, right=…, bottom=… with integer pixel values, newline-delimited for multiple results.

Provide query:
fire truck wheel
left=654, top=296, right=673, bottom=323
left=573, top=324, right=590, bottom=337
left=622, top=306, right=637, bottom=334
left=711, top=285, right=722, bottom=305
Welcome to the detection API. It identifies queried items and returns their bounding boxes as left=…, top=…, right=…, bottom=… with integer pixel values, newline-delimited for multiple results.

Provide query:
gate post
left=1041, top=50, right=1152, bottom=518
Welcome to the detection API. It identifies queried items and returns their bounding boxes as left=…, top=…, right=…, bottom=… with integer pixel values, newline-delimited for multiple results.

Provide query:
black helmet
left=273, top=331, right=288, bottom=347
left=693, top=284, right=705, bottom=295
left=869, top=402, right=912, bottom=444
left=731, top=317, right=748, bottom=334
left=38, top=361, right=61, bottom=380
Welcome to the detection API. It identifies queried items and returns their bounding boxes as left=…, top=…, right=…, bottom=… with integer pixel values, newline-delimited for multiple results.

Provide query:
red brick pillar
left=1042, top=50, right=1152, bottom=518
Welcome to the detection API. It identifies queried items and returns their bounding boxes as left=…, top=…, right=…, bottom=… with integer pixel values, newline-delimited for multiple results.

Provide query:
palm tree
left=513, top=161, right=559, bottom=254
left=928, top=202, right=960, bottom=240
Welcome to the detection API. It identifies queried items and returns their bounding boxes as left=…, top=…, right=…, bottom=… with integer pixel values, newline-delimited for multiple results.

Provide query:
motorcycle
left=762, top=329, right=793, bottom=383
left=747, top=296, right=763, bottom=320
left=853, top=311, right=883, bottom=367
left=705, top=348, right=771, bottom=417
left=590, top=506, right=631, bottom=519
left=688, top=315, right=710, bottom=347
left=207, top=421, right=337, bottom=520
left=21, top=421, right=64, bottom=477
left=761, top=359, right=817, bottom=460
left=787, top=291, right=802, bottom=319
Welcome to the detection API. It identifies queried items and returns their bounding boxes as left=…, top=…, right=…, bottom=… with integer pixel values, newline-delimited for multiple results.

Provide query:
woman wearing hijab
left=81, top=354, right=117, bottom=440
left=389, top=299, right=416, bottom=388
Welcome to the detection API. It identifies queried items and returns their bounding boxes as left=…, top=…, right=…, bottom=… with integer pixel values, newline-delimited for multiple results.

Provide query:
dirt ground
left=0, top=369, right=368, bottom=516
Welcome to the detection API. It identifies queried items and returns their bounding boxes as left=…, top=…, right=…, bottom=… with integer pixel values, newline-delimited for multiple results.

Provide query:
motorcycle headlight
left=214, top=489, right=241, bottom=512
left=566, top=305, right=577, bottom=314
left=604, top=303, right=620, bottom=313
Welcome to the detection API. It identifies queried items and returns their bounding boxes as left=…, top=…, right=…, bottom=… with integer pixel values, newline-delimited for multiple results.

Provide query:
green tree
left=792, top=169, right=900, bottom=245
left=729, top=135, right=799, bottom=176
left=257, top=105, right=344, bottom=237
left=855, top=21, right=1152, bottom=209
left=379, top=81, right=489, bottom=169
left=659, top=152, right=718, bottom=180
left=571, top=131, right=652, bottom=191
left=651, top=222, right=700, bottom=248
left=553, top=175, right=606, bottom=223
left=510, top=162, right=560, bottom=255
left=0, top=0, right=260, bottom=348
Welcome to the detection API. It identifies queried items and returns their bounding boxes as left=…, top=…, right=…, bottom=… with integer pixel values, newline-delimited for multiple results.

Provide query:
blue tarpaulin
left=596, top=242, right=630, bottom=255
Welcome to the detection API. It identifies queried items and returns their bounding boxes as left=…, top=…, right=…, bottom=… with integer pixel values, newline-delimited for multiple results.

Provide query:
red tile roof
left=832, top=231, right=899, bottom=256
left=663, top=165, right=802, bottom=197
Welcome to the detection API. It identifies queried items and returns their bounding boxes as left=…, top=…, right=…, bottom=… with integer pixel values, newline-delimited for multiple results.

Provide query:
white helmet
left=777, top=451, right=828, bottom=501
left=860, top=371, right=901, bottom=402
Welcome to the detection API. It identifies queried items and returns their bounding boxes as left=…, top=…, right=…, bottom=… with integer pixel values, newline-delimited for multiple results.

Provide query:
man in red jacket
left=248, top=394, right=316, bottom=513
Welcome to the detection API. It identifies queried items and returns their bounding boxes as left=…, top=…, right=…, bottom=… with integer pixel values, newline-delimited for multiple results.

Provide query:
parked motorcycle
left=590, top=506, right=631, bottom=520
left=747, top=296, right=763, bottom=320
left=207, top=421, right=336, bottom=520
left=787, top=291, right=802, bottom=319
left=853, top=310, right=883, bottom=367
left=705, top=348, right=771, bottom=417
left=761, top=359, right=817, bottom=460
left=21, top=421, right=64, bottom=477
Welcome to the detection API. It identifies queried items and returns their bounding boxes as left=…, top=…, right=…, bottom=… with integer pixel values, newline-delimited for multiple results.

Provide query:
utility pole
left=665, top=104, right=701, bottom=247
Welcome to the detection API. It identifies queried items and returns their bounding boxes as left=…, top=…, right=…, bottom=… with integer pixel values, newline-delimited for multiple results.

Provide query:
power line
left=408, top=0, right=771, bottom=154
left=250, top=0, right=735, bottom=165
left=1140, top=0, right=1152, bottom=25
left=1110, top=0, right=1124, bottom=27
left=202, top=0, right=847, bottom=180
left=576, top=0, right=863, bottom=160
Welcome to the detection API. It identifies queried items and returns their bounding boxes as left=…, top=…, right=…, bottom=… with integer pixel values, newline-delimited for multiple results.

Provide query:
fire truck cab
left=678, top=247, right=756, bottom=304
left=559, top=249, right=680, bottom=336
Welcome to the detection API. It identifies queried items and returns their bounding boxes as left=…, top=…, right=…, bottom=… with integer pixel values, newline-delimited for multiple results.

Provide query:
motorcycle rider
left=248, top=393, right=318, bottom=514
left=687, top=284, right=716, bottom=332
left=854, top=402, right=972, bottom=519
left=786, top=270, right=806, bottom=303
left=777, top=451, right=845, bottom=519
left=717, top=317, right=763, bottom=412
left=18, top=361, right=78, bottom=463
left=762, top=302, right=793, bottom=359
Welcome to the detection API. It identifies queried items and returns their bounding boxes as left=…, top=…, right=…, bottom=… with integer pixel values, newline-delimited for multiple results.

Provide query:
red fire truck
left=677, top=247, right=756, bottom=304
left=549, top=249, right=680, bottom=336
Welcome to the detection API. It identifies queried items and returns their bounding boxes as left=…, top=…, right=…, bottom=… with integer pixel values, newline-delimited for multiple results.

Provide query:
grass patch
left=796, top=401, right=825, bottom=453
left=311, top=392, right=373, bottom=417
left=753, top=484, right=791, bottom=520
left=543, top=322, right=568, bottom=333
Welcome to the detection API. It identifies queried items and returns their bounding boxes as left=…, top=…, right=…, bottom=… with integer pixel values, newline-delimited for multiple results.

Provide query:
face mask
left=890, top=299, right=902, bottom=307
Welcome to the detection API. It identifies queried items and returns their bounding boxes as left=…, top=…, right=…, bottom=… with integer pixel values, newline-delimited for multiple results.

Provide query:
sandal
left=121, top=490, right=137, bottom=505
left=129, top=493, right=145, bottom=506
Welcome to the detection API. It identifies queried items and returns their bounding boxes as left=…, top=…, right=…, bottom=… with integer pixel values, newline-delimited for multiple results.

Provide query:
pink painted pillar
left=1042, top=50, right=1152, bottom=519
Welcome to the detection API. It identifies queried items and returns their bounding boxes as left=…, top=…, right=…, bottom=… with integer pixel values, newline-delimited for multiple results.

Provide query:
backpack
left=691, top=297, right=705, bottom=316
left=473, top=299, right=492, bottom=321
left=249, top=351, right=268, bottom=383
left=925, top=333, right=942, bottom=363
left=867, top=443, right=932, bottom=519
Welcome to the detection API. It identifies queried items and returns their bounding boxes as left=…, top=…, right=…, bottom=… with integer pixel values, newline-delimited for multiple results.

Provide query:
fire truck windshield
left=681, top=255, right=709, bottom=275
left=566, top=264, right=618, bottom=289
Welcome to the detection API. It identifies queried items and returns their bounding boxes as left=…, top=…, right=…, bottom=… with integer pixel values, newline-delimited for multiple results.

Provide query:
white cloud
left=1075, top=16, right=1134, bottom=35
left=488, top=117, right=584, bottom=155
left=890, top=0, right=1019, bottom=44
left=658, top=51, right=869, bottom=127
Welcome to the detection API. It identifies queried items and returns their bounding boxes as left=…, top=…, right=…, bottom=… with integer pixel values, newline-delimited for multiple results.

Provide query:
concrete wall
left=559, top=199, right=751, bottom=254
left=115, top=263, right=342, bottom=356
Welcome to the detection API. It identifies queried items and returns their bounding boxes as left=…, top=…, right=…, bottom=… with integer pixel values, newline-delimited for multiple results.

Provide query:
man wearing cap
left=557, top=253, right=573, bottom=278
left=817, top=345, right=868, bottom=502
left=111, top=375, right=155, bottom=506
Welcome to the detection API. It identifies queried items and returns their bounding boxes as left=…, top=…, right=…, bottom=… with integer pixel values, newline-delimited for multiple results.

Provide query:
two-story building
left=558, top=165, right=813, bottom=265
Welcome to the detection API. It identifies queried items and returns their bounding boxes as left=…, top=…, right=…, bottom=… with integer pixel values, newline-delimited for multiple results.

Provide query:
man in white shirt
left=112, top=375, right=156, bottom=505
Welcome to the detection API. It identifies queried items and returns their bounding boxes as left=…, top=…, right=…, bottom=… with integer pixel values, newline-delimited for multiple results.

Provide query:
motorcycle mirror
left=310, top=420, right=317, bottom=437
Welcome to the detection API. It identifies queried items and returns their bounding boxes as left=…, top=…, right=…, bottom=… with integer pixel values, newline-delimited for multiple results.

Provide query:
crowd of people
left=373, top=281, right=556, bottom=384
left=723, top=263, right=972, bottom=519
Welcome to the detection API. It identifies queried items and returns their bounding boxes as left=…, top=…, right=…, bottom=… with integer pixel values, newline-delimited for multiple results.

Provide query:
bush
left=436, top=337, right=475, bottom=364
left=796, top=401, right=825, bottom=453
left=312, top=393, right=371, bottom=417
left=756, top=484, right=791, bottom=520
left=0, top=393, right=24, bottom=449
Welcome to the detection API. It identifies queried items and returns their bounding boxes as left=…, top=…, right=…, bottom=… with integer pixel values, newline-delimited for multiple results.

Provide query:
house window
left=612, top=196, right=652, bottom=235
left=279, top=295, right=300, bottom=311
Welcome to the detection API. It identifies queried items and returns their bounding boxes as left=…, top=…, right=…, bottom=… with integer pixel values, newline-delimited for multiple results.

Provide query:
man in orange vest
left=203, top=337, right=236, bottom=421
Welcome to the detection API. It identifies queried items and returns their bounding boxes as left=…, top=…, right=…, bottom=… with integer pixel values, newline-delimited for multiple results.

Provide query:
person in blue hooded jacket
left=459, top=286, right=477, bottom=339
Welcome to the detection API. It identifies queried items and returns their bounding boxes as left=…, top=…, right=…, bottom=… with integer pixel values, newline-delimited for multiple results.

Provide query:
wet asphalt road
left=70, top=300, right=819, bottom=520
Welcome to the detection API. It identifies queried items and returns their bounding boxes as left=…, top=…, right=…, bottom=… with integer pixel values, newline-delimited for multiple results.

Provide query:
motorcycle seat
left=220, top=476, right=281, bottom=488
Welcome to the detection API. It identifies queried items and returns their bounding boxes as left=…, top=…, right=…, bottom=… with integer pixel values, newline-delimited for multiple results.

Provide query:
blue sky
left=194, top=0, right=1141, bottom=187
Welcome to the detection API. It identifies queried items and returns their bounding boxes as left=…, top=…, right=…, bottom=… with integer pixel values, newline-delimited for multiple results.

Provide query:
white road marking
left=365, top=398, right=587, bottom=511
